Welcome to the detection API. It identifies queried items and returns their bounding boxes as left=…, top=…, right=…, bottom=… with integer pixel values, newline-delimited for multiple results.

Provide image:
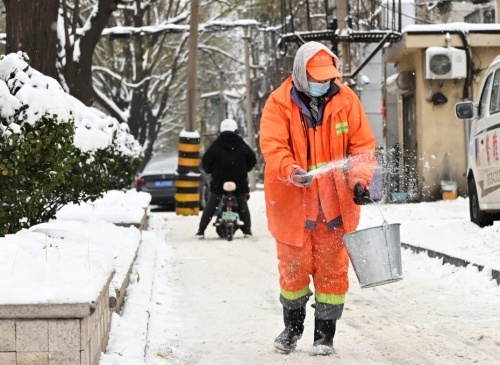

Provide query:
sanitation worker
left=259, top=41, right=376, bottom=355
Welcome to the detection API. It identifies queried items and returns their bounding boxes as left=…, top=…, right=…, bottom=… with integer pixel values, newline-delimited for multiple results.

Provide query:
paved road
left=142, top=197, right=500, bottom=365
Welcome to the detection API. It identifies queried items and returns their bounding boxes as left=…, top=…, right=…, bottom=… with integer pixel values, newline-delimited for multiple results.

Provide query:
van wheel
left=468, top=177, right=493, bottom=227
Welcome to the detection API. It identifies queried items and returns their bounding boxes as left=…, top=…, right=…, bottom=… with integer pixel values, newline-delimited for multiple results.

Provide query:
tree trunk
left=3, top=0, right=121, bottom=106
left=3, top=0, right=59, bottom=79
left=62, top=0, right=121, bottom=105
left=92, top=1, right=177, bottom=167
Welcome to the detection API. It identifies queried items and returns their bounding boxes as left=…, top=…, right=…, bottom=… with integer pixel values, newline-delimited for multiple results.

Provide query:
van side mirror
left=455, top=102, right=475, bottom=120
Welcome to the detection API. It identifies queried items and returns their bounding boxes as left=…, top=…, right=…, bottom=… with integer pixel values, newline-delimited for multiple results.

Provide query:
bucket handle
left=369, top=198, right=398, bottom=274
left=369, top=198, right=389, bottom=226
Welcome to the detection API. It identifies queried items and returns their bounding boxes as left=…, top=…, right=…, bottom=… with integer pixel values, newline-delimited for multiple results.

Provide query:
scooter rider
left=195, top=118, right=257, bottom=239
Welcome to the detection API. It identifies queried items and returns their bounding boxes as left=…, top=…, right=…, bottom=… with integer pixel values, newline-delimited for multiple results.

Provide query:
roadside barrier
left=175, top=135, right=200, bottom=215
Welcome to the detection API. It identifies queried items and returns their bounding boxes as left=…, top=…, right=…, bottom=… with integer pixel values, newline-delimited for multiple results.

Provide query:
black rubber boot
left=312, top=318, right=336, bottom=355
left=273, top=307, right=306, bottom=353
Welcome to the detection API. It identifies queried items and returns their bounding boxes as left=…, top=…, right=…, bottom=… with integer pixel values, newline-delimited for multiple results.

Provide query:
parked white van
left=455, top=55, right=500, bottom=227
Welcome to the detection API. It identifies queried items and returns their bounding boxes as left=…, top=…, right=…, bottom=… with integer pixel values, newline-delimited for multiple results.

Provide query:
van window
left=478, top=73, right=492, bottom=119
left=489, top=70, right=500, bottom=115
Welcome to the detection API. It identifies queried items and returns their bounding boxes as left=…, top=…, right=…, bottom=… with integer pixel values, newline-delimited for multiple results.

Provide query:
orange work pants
left=276, top=213, right=349, bottom=301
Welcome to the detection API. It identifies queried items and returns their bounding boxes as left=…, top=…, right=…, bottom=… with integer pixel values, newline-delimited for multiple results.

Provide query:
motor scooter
left=213, top=181, right=243, bottom=241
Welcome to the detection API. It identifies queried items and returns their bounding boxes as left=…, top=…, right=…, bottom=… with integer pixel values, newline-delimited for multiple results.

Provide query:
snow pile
left=56, top=189, right=151, bottom=224
left=0, top=52, right=142, bottom=158
left=0, top=189, right=147, bottom=305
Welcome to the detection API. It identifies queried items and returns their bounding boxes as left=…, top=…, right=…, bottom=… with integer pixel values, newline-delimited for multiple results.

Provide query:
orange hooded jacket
left=260, top=76, right=376, bottom=246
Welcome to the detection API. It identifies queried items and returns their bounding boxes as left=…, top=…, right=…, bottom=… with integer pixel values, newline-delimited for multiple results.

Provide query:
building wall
left=359, top=45, right=384, bottom=146
left=384, top=32, right=500, bottom=201
left=415, top=65, right=468, bottom=200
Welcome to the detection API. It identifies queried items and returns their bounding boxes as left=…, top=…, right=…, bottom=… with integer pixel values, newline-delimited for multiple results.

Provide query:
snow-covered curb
left=0, top=190, right=151, bottom=305
left=0, top=189, right=151, bottom=365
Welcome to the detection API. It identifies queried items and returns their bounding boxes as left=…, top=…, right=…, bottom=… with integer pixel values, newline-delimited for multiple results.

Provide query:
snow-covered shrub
left=0, top=52, right=143, bottom=235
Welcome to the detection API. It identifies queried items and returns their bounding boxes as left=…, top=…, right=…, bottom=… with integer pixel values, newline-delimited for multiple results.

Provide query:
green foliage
left=102, top=147, right=142, bottom=192
left=0, top=115, right=142, bottom=235
left=45, top=147, right=142, bottom=224
left=0, top=114, right=76, bottom=234
left=0, top=52, right=143, bottom=236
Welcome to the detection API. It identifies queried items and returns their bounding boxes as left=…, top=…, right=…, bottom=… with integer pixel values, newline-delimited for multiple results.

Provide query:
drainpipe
left=457, top=30, right=474, bottom=172
left=456, top=30, right=473, bottom=101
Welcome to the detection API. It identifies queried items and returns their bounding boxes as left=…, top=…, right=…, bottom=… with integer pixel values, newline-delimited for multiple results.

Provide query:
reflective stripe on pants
left=276, top=211, right=349, bottom=319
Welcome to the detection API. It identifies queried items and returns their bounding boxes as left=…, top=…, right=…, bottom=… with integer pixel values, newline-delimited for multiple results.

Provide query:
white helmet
left=220, top=118, right=238, bottom=133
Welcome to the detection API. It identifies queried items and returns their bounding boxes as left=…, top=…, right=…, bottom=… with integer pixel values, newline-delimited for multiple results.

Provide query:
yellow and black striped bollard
left=175, top=134, right=201, bottom=215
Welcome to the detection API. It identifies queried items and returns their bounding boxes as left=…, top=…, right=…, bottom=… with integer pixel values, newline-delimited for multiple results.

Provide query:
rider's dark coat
left=201, top=131, right=257, bottom=196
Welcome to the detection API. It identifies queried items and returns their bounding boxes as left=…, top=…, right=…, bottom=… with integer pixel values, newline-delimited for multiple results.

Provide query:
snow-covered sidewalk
left=358, top=197, right=500, bottom=273
left=101, top=190, right=500, bottom=365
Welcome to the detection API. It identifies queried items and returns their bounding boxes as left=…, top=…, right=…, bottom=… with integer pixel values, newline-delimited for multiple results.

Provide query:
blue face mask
left=308, top=81, right=330, bottom=97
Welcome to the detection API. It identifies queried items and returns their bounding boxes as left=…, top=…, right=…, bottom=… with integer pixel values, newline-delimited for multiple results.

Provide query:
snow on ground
left=101, top=190, right=500, bottom=365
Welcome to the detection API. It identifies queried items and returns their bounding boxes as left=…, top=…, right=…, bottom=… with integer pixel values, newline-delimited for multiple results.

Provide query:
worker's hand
left=289, top=167, right=313, bottom=187
left=353, top=182, right=371, bottom=205
left=246, top=193, right=250, bottom=201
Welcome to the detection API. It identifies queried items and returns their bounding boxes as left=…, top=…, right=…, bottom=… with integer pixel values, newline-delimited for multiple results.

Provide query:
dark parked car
left=135, top=154, right=210, bottom=209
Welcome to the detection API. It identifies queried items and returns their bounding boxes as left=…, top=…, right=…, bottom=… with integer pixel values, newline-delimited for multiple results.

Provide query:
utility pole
left=243, top=23, right=256, bottom=191
left=186, top=0, right=199, bottom=132
left=336, top=0, right=351, bottom=83
left=175, top=0, right=201, bottom=216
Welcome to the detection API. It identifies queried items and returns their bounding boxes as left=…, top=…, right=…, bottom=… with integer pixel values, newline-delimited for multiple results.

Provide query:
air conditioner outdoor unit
left=425, top=47, right=467, bottom=79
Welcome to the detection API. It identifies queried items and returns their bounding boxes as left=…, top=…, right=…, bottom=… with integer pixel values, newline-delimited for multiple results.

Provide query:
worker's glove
left=353, top=182, right=371, bottom=205
left=246, top=193, right=250, bottom=201
left=289, top=167, right=313, bottom=187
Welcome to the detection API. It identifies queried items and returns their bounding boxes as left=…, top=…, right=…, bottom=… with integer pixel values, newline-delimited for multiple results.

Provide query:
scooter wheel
left=216, top=224, right=226, bottom=239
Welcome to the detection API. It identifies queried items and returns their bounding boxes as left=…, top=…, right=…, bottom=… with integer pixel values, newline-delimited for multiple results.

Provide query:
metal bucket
left=343, top=223, right=403, bottom=288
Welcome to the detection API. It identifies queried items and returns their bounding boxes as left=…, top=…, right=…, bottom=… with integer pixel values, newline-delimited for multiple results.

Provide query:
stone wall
left=0, top=273, right=113, bottom=365
left=0, top=209, right=148, bottom=365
